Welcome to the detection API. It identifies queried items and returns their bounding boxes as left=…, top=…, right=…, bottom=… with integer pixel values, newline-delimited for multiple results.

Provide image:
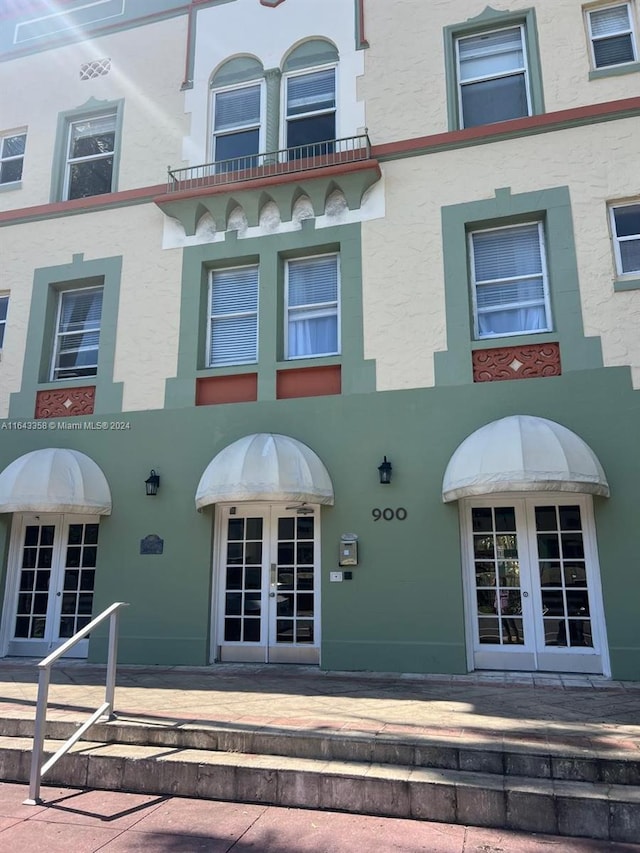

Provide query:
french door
left=462, top=496, right=609, bottom=674
left=213, top=504, right=320, bottom=664
left=3, top=513, right=99, bottom=658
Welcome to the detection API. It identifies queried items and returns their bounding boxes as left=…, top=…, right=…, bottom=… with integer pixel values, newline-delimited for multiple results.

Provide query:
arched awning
left=0, top=448, right=112, bottom=515
left=196, top=433, right=334, bottom=510
left=442, top=415, right=609, bottom=502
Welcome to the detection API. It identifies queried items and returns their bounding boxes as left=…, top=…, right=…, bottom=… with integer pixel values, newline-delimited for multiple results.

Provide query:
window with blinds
left=286, top=68, right=336, bottom=158
left=51, top=286, right=104, bottom=380
left=588, top=4, right=637, bottom=68
left=456, top=26, right=531, bottom=128
left=469, top=222, right=551, bottom=339
left=286, top=255, right=339, bottom=359
left=208, top=266, right=259, bottom=367
left=610, top=203, right=640, bottom=275
left=64, top=113, right=116, bottom=200
left=213, top=83, right=262, bottom=171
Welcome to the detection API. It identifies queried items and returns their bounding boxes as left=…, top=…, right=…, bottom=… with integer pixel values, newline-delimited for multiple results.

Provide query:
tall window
left=286, top=254, right=339, bottom=359
left=469, top=222, right=551, bottom=339
left=456, top=26, right=531, bottom=128
left=1, top=132, right=26, bottom=184
left=51, top=287, right=103, bottom=380
left=588, top=3, right=637, bottom=68
left=208, top=266, right=259, bottom=366
left=610, top=203, right=640, bottom=275
left=212, top=84, right=262, bottom=172
left=285, top=68, right=336, bottom=157
left=0, top=294, right=8, bottom=348
left=64, top=113, right=116, bottom=200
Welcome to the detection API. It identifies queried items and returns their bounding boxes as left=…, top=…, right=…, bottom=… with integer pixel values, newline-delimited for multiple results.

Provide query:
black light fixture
left=145, top=469, right=160, bottom=496
left=377, top=456, right=392, bottom=484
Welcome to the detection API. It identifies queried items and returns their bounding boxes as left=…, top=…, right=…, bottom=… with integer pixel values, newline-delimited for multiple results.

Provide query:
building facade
left=0, top=0, right=639, bottom=679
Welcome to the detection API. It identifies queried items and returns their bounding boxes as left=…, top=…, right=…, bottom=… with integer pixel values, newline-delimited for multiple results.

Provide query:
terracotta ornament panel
left=472, top=343, right=561, bottom=383
left=35, top=387, right=96, bottom=418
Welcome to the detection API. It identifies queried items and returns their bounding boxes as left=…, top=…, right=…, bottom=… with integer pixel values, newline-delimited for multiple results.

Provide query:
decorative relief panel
left=35, top=387, right=96, bottom=418
left=472, top=343, right=561, bottom=383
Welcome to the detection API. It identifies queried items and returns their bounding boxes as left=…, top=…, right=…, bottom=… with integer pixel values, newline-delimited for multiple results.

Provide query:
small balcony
left=155, top=134, right=380, bottom=236
left=166, top=134, right=372, bottom=193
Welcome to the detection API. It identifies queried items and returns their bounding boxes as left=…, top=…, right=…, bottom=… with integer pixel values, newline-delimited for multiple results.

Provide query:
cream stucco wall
left=0, top=204, right=182, bottom=417
left=362, top=117, right=640, bottom=391
left=0, top=15, right=188, bottom=212
left=362, top=0, right=640, bottom=145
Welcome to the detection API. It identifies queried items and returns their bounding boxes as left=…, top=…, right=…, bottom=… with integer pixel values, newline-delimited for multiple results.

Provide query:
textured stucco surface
left=361, top=0, right=640, bottom=144
left=0, top=14, right=188, bottom=212
left=0, top=205, right=182, bottom=417
left=362, top=117, right=640, bottom=391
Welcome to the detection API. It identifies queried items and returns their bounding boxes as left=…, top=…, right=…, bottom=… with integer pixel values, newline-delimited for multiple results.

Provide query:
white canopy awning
left=442, top=415, right=609, bottom=502
left=196, top=433, right=334, bottom=510
left=0, top=448, right=112, bottom=515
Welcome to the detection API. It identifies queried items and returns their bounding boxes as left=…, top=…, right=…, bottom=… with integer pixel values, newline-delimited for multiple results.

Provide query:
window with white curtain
left=587, top=3, right=637, bottom=68
left=469, top=222, right=551, bottom=339
left=212, top=83, right=262, bottom=171
left=51, top=286, right=104, bottom=380
left=208, top=265, right=259, bottom=366
left=285, top=68, right=336, bottom=157
left=286, top=255, right=339, bottom=359
left=610, top=203, right=640, bottom=275
left=456, top=26, right=531, bottom=128
left=0, top=293, right=8, bottom=348
left=64, top=113, right=116, bottom=200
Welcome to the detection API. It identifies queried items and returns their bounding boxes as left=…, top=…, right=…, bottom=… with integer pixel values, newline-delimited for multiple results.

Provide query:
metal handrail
left=166, top=133, right=372, bottom=193
left=24, top=601, right=129, bottom=805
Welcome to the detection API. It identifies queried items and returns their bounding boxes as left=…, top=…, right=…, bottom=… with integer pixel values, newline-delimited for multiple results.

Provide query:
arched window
left=282, top=39, right=339, bottom=158
left=210, top=56, right=265, bottom=171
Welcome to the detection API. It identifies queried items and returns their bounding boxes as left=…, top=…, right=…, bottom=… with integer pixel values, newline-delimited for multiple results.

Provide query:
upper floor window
left=0, top=294, right=8, bottom=348
left=469, top=222, right=551, bottom=339
left=456, top=26, right=531, bottom=128
left=208, top=265, right=259, bottom=366
left=587, top=3, right=637, bottom=68
left=212, top=83, right=263, bottom=171
left=610, top=203, right=640, bottom=275
left=64, top=112, right=116, bottom=200
left=286, top=254, right=339, bottom=359
left=0, top=132, right=26, bottom=185
left=285, top=67, right=336, bottom=157
left=51, top=286, right=103, bottom=380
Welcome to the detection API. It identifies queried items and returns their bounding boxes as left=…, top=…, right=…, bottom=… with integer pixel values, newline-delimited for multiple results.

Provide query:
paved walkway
left=1, top=662, right=640, bottom=851
left=1, top=661, right=639, bottom=755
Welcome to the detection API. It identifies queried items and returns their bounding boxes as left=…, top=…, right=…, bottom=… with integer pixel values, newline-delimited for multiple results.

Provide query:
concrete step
left=0, top=733, right=638, bottom=842
left=1, top=716, right=639, bottom=786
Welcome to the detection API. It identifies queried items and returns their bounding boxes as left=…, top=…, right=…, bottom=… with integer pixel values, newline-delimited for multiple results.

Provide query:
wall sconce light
left=377, top=456, right=392, bottom=484
left=145, top=469, right=160, bottom=496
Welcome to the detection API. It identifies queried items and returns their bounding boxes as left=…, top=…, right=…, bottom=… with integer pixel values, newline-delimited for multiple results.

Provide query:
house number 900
left=372, top=507, right=408, bottom=521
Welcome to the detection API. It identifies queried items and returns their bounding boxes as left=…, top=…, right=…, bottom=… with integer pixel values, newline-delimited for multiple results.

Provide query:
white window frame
left=50, top=286, right=103, bottom=381
left=210, top=80, right=266, bottom=168
left=281, top=64, right=338, bottom=153
left=0, top=131, right=26, bottom=185
left=285, top=253, right=340, bottom=360
left=0, top=293, right=8, bottom=349
left=587, top=2, right=638, bottom=69
left=455, top=24, right=532, bottom=129
left=63, top=112, right=116, bottom=201
left=469, top=221, right=552, bottom=340
left=609, top=202, right=640, bottom=275
left=207, top=264, right=259, bottom=367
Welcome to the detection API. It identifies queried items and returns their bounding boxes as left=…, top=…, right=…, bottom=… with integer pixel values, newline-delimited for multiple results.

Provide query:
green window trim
left=165, top=222, right=375, bottom=407
left=9, top=253, right=123, bottom=418
left=589, top=60, right=640, bottom=79
left=50, top=97, right=124, bottom=203
left=443, top=6, right=545, bottom=132
left=435, top=186, right=603, bottom=386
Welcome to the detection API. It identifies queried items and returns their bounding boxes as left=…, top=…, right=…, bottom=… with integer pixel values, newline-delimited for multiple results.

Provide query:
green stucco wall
left=0, top=364, right=639, bottom=679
